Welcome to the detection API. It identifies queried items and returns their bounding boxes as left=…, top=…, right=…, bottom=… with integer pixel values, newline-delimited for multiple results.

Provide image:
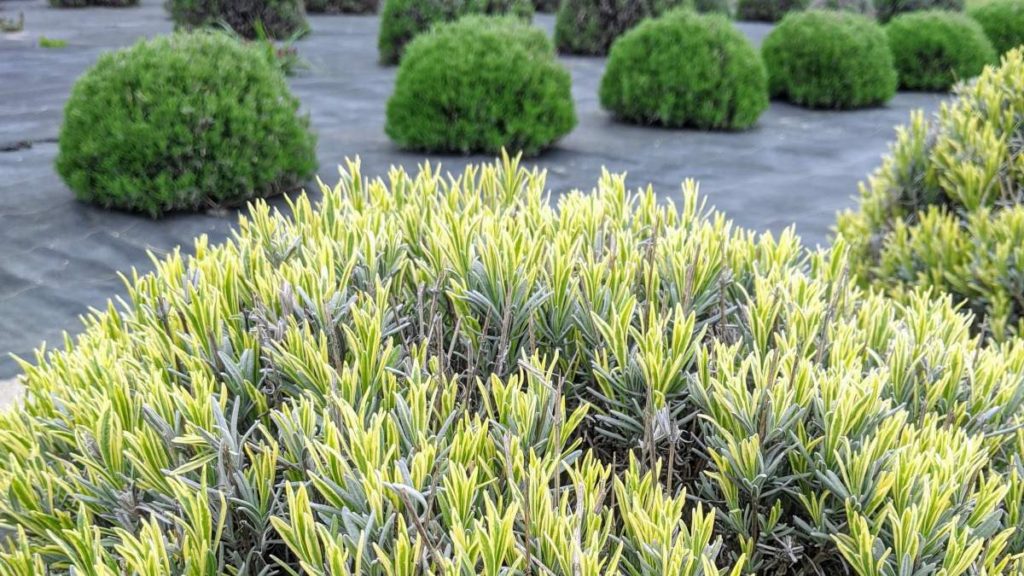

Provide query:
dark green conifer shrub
left=735, top=0, right=807, bottom=21
left=554, top=0, right=687, bottom=55
left=600, top=10, right=768, bottom=129
left=838, top=49, right=1024, bottom=339
left=4, top=150, right=1024, bottom=575
left=970, top=0, right=1024, bottom=54
left=762, top=10, right=897, bottom=108
left=305, top=0, right=376, bottom=12
left=386, top=16, right=575, bottom=155
left=873, top=0, right=963, bottom=22
left=377, top=0, right=532, bottom=64
left=166, top=0, right=307, bottom=38
left=56, top=32, right=317, bottom=217
left=886, top=10, right=995, bottom=90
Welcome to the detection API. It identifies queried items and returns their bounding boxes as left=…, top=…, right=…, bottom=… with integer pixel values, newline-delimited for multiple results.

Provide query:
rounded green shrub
left=5, top=152, right=1024, bottom=576
left=554, top=0, right=687, bottom=55
left=166, top=0, right=308, bottom=38
left=838, top=49, right=1024, bottom=340
left=736, top=0, right=807, bottom=21
left=386, top=16, right=575, bottom=155
left=378, top=0, right=532, bottom=64
left=305, top=0, right=376, bottom=12
left=886, top=10, right=995, bottom=90
left=56, top=32, right=317, bottom=217
left=600, top=10, right=768, bottom=130
left=762, top=10, right=897, bottom=109
left=873, top=0, right=963, bottom=22
left=970, top=0, right=1024, bottom=54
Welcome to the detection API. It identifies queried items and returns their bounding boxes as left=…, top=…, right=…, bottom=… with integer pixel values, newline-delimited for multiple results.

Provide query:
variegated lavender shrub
left=838, top=48, right=1024, bottom=341
left=0, top=154, right=1023, bottom=575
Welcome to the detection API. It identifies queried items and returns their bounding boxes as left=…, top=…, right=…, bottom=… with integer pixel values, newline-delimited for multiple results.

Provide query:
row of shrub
left=52, top=6, right=1014, bottom=217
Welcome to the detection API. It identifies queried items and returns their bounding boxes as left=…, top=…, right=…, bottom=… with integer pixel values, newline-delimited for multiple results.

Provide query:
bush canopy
left=56, top=32, right=317, bottom=217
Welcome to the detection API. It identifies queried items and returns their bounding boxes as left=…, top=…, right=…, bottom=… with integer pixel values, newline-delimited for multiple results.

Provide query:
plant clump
left=838, top=48, right=1024, bottom=340
left=4, top=151, right=1024, bottom=575
left=886, top=10, right=995, bottom=90
left=735, top=0, right=807, bottom=21
left=970, top=0, right=1024, bottom=55
left=377, top=0, right=532, bottom=64
left=762, top=10, right=897, bottom=109
left=554, top=0, right=687, bottom=55
left=166, top=0, right=308, bottom=38
left=873, top=0, right=963, bottom=22
left=600, top=10, right=768, bottom=130
left=56, top=32, right=317, bottom=217
left=386, top=16, right=575, bottom=155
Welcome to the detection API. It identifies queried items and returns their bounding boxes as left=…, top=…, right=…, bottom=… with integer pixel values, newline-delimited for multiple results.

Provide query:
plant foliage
left=873, top=0, right=963, bottom=22
left=886, top=10, right=995, bottom=91
left=970, top=0, right=1024, bottom=55
left=56, top=32, right=317, bottom=217
left=377, top=0, right=532, bottom=64
left=838, top=48, right=1024, bottom=340
left=386, top=16, right=575, bottom=155
left=600, top=10, right=768, bottom=130
left=735, top=0, right=807, bottom=21
left=166, top=0, right=308, bottom=39
left=554, top=0, right=687, bottom=55
left=6, top=150, right=1024, bottom=575
left=762, top=10, right=897, bottom=109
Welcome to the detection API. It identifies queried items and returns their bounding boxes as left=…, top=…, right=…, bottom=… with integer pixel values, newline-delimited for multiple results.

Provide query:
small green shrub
left=600, top=10, right=768, bottom=129
left=377, top=0, right=532, bottom=64
left=166, top=0, right=307, bottom=39
left=838, top=49, right=1024, bottom=339
left=39, top=36, right=67, bottom=47
left=736, top=0, right=807, bottom=21
left=762, top=10, right=897, bottom=108
left=305, top=0, right=376, bottom=12
left=970, top=0, right=1024, bottom=54
left=886, top=10, right=995, bottom=90
left=56, top=32, right=317, bottom=217
left=554, top=0, right=687, bottom=55
left=386, top=17, right=575, bottom=155
left=873, top=0, right=963, bottom=22
left=5, top=152, right=1024, bottom=575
